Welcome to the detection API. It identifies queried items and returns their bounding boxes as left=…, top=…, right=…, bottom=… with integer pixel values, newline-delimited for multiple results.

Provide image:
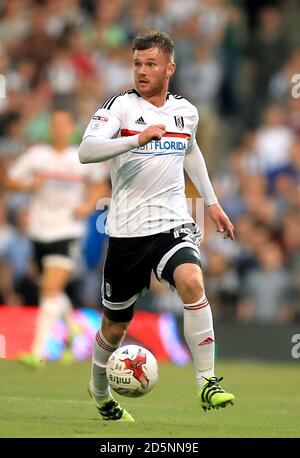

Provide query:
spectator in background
left=126, top=0, right=153, bottom=37
left=269, top=48, right=300, bottom=105
left=273, top=171, right=299, bottom=217
left=165, top=0, right=199, bottom=25
left=219, top=3, right=247, bottom=119
left=0, top=113, right=25, bottom=163
left=205, top=250, right=240, bottom=319
left=249, top=6, right=291, bottom=120
left=238, top=243, right=292, bottom=324
left=16, top=3, right=55, bottom=68
left=97, top=45, right=134, bottom=96
left=178, top=42, right=223, bottom=169
left=234, top=215, right=258, bottom=280
left=0, top=195, right=20, bottom=305
left=0, top=0, right=30, bottom=51
left=289, top=139, right=300, bottom=184
left=43, top=0, right=84, bottom=38
left=47, top=45, right=78, bottom=101
left=255, top=105, right=294, bottom=175
left=147, top=0, right=171, bottom=33
left=92, top=0, right=128, bottom=51
left=282, top=211, right=300, bottom=321
left=0, top=196, right=15, bottom=258
left=2, top=207, right=38, bottom=306
left=287, top=98, right=300, bottom=137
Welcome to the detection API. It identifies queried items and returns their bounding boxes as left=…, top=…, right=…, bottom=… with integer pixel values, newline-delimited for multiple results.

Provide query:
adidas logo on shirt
left=135, top=116, right=146, bottom=125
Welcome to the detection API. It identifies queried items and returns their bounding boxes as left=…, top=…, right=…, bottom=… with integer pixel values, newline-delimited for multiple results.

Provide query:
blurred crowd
left=0, top=0, right=300, bottom=324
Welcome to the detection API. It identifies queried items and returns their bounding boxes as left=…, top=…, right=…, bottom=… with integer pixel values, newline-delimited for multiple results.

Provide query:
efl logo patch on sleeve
left=91, top=115, right=108, bottom=131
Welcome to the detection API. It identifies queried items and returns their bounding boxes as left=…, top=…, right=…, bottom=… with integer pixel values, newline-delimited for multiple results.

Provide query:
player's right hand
left=208, top=203, right=235, bottom=241
left=138, top=125, right=166, bottom=146
left=29, top=174, right=45, bottom=191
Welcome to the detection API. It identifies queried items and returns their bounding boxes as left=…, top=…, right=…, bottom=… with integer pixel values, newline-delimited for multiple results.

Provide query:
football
left=106, top=345, right=159, bottom=397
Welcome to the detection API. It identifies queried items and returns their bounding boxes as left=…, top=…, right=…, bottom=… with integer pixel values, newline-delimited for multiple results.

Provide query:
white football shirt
left=8, top=145, right=107, bottom=242
left=83, top=90, right=199, bottom=237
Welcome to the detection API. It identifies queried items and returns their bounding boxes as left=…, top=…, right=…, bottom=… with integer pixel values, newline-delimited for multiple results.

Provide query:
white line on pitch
left=0, top=395, right=90, bottom=404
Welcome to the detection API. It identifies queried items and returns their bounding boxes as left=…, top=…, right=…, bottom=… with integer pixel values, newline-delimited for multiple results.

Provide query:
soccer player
left=6, top=109, right=108, bottom=368
left=79, top=31, right=235, bottom=421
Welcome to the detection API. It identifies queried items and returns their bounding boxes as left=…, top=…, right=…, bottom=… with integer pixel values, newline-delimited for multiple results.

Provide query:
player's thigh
left=35, top=239, right=78, bottom=295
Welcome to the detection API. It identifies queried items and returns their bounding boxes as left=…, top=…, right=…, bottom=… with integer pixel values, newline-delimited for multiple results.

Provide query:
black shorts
left=102, top=223, right=202, bottom=322
left=32, top=238, right=81, bottom=272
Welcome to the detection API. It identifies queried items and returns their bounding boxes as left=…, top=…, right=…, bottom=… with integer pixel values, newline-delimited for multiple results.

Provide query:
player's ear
left=167, top=62, right=176, bottom=78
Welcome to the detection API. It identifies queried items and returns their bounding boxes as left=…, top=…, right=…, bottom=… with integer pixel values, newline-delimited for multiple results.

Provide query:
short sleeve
left=8, top=149, right=36, bottom=182
left=82, top=98, right=122, bottom=141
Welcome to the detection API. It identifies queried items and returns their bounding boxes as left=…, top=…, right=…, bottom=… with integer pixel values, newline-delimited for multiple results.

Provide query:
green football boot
left=60, top=348, right=75, bottom=365
left=88, top=382, right=135, bottom=422
left=198, top=376, right=235, bottom=411
left=18, top=352, right=45, bottom=370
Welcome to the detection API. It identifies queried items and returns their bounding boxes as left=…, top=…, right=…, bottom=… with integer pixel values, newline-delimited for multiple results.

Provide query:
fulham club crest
left=174, top=116, right=184, bottom=130
left=105, top=281, right=112, bottom=298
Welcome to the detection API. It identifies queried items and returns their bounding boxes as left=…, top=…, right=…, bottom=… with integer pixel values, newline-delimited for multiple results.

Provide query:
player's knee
left=41, top=287, right=60, bottom=297
left=176, top=273, right=204, bottom=303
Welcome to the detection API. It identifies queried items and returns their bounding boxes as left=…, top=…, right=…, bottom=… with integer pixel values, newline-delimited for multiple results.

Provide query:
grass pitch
left=0, top=359, right=299, bottom=438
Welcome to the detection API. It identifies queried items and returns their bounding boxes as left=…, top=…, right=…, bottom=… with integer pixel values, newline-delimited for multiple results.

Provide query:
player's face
left=50, top=111, right=74, bottom=145
left=133, top=47, right=175, bottom=98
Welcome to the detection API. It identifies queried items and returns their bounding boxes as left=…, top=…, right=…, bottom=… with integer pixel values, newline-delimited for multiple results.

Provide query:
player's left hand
left=207, top=203, right=235, bottom=240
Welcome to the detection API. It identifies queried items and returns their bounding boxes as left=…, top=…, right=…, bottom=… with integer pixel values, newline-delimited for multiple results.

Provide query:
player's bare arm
left=73, top=179, right=110, bottom=219
left=183, top=142, right=234, bottom=241
left=207, top=203, right=235, bottom=240
left=5, top=174, right=44, bottom=193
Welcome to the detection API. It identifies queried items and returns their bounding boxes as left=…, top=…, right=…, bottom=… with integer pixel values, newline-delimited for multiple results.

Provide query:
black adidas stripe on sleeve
left=100, top=89, right=140, bottom=110
left=166, top=93, right=183, bottom=101
left=101, top=90, right=137, bottom=110
left=101, top=95, right=118, bottom=110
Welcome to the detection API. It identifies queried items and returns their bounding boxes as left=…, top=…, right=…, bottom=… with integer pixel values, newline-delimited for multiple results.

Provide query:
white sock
left=58, top=292, right=77, bottom=338
left=91, top=329, right=121, bottom=404
left=58, top=292, right=72, bottom=316
left=31, top=293, right=67, bottom=358
left=183, top=294, right=215, bottom=391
